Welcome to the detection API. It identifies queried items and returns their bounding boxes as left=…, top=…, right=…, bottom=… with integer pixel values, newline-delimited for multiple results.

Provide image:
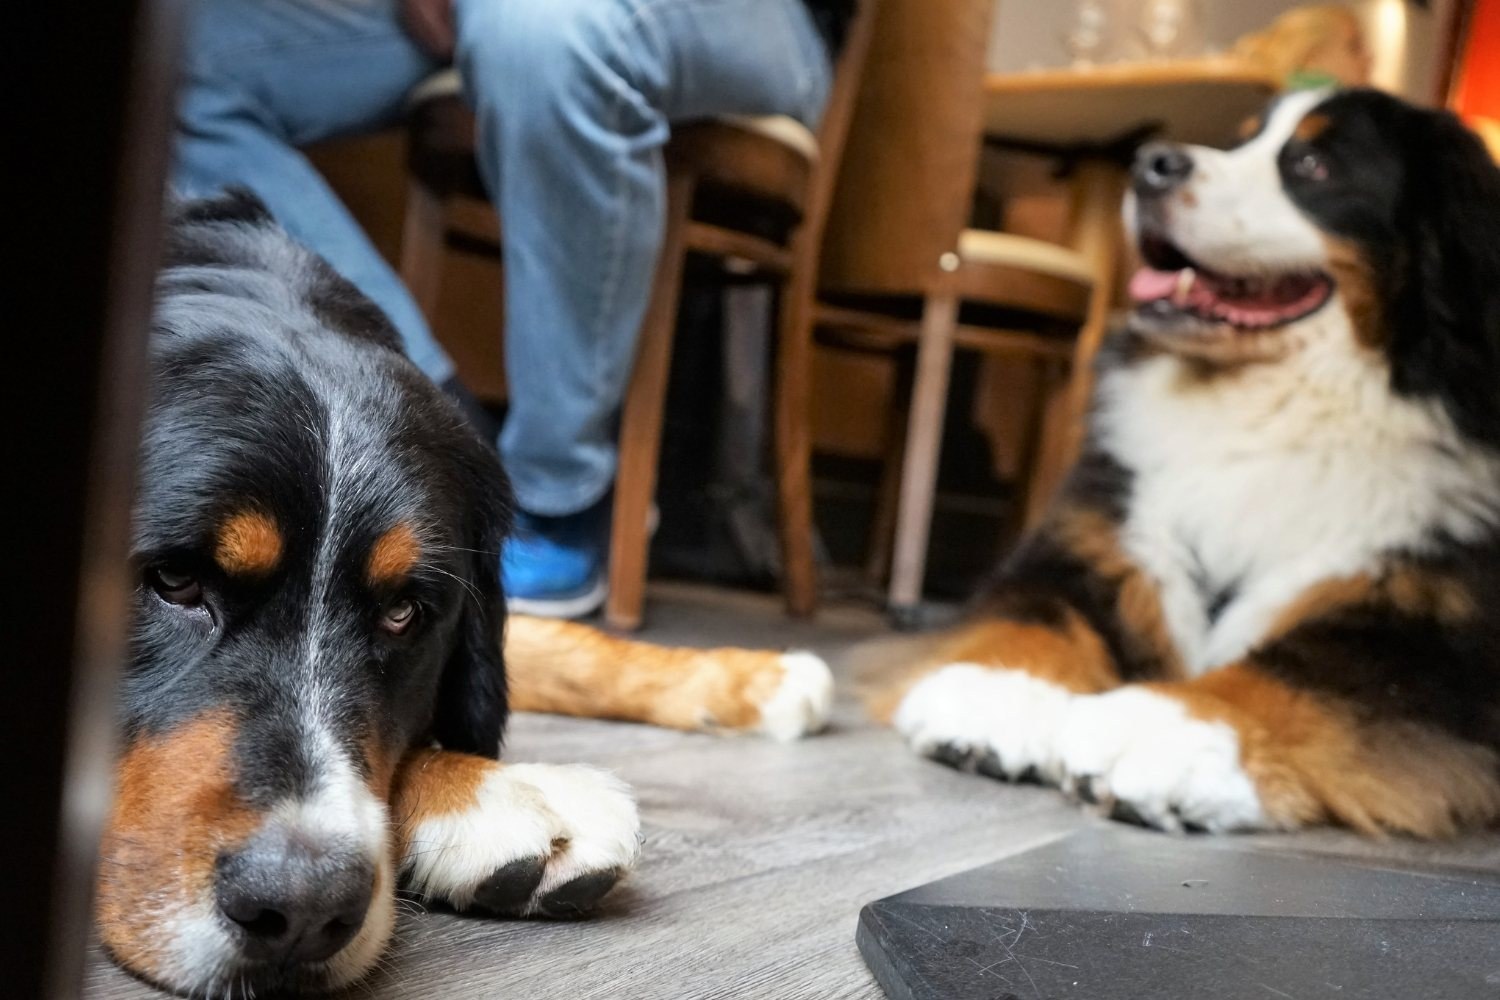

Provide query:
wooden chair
left=812, top=0, right=1104, bottom=627
left=398, top=1, right=878, bottom=631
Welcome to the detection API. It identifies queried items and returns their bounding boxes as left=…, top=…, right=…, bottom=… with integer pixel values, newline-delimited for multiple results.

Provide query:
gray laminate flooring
left=82, top=583, right=1500, bottom=999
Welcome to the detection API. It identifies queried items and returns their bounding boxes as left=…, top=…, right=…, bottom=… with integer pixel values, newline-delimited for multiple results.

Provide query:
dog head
left=1125, top=87, right=1500, bottom=446
left=96, top=193, right=510, bottom=995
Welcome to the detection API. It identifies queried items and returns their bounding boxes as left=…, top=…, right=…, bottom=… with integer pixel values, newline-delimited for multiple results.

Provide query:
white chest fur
left=1096, top=323, right=1500, bottom=673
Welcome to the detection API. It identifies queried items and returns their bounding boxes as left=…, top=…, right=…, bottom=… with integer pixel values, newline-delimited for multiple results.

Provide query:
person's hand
left=400, top=0, right=456, bottom=61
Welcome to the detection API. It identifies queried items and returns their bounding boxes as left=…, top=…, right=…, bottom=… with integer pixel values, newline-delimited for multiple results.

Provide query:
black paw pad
left=974, top=750, right=1009, bottom=780
left=1108, top=798, right=1153, bottom=829
left=536, top=869, right=622, bottom=919
left=471, top=856, right=547, bottom=914
left=1073, top=774, right=1103, bottom=805
left=929, top=742, right=975, bottom=770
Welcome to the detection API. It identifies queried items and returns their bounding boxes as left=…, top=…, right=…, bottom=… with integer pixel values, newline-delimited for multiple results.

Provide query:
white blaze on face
left=270, top=387, right=394, bottom=986
left=277, top=742, right=394, bottom=991
left=293, top=386, right=390, bottom=871
left=1131, top=88, right=1334, bottom=277
left=275, top=728, right=389, bottom=861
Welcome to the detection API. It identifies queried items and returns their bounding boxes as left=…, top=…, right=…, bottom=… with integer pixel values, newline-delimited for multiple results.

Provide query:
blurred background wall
left=989, top=0, right=1456, bottom=102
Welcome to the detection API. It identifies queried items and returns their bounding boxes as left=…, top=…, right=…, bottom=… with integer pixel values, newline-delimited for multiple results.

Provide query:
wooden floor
left=83, top=583, right=1500, bottom=999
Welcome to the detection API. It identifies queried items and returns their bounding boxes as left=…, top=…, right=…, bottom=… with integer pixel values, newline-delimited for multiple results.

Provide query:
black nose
left=215, top=830, right=374, bottom=965
left=1133, top=142, right=1194, bottom=196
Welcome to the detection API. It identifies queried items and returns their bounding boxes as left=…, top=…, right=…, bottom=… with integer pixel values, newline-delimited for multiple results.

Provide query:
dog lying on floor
left=99, top=192, right=832, bottom=996
left=888, top=89, right=1500, bottom=838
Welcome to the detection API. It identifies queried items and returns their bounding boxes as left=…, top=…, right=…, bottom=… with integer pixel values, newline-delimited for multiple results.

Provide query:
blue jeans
left=175, top=0, right=832, bottom=516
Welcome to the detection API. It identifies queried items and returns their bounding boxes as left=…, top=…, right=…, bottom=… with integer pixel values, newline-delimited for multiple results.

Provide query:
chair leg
left=604, top=173, right=696, bottom=632
left=886, top=292, right=959, bottom=628
left=1022, top=360, right=1074, bottom=530
left=864, top=344, right=916, bottom=585
left=399, top=179, right=448, bottom=321
left=773, top=267, right=820, bottom=618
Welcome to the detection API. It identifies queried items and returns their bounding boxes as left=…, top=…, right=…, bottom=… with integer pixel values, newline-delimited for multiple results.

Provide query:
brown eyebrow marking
left=215, top=510, right=283, bottom=576
left=1295, top=112, right=1331, bottom=142
left=1237, top=114, right=1264, bottom=141
left=368, top=522, right=421, bottom=587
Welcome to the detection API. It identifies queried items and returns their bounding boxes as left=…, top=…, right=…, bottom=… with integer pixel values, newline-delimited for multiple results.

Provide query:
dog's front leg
left=887, top=501, right=1183, bottom=782
left=1051, top=572, right=1500, bottom=837
left=390, top=748, right=641, bottom=917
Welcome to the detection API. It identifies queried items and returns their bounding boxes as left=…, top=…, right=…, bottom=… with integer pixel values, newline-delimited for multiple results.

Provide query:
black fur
left=128, top=193, right=512, bottom=812
left=1281, top=89, right=1500, bottom=447
left=1255, top=544, right=1500, bottom=750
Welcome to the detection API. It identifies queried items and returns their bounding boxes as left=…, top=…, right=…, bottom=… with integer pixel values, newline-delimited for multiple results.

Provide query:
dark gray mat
left=857, top=825, right=1500, bottom=1000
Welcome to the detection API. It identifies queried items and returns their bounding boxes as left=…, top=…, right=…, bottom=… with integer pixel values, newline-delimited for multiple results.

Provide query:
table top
left=858, top=826, right=1500, bottom=1000
left=984, top=57, right=1281, bottom=149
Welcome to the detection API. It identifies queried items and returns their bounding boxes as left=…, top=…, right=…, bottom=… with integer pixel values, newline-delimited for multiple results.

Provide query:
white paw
left=402, top=762, right=641, bottom=916
left=1055, top=688, right=1270, bottom=833
left=754, top=651, right=835, bottom=741
left=893, top=663, right=1075, bottom=783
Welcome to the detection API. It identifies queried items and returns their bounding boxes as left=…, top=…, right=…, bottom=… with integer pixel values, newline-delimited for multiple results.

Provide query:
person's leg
left=454, top=0, right=833, bottom=612
left=175, top=0, right=455, bottom=383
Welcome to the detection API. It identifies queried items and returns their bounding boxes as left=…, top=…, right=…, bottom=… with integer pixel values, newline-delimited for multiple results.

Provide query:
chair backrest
left=818, top=0, right=997, bottom=298
left=798, top=0, right=882, bottom=247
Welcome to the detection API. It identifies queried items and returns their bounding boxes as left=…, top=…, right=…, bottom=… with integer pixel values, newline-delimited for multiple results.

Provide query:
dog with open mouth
left=885, top=88, right=1500, bottom=837
left=99, top=192, right=833, bottom=996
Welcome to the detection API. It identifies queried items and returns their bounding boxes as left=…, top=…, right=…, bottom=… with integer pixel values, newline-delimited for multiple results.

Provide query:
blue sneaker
left=501, top=501, right=608, bottom=618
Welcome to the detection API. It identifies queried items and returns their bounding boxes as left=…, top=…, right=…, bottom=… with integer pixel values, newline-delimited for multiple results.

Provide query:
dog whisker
left=429, top=565, right=484, bottom=610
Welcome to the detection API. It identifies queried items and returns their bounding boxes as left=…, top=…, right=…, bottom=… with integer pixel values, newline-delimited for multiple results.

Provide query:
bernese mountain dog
left=889, top=88, right=1500, bottom=838
left=99, top=192, right=831, bottom=996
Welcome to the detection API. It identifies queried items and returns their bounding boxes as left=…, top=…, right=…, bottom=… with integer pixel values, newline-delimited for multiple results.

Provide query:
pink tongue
left=1129, top=268, right=1182, bottom=303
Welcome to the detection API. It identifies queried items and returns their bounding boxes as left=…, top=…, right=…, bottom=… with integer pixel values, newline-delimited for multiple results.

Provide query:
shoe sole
left=506, top=577, right=608, bottom=620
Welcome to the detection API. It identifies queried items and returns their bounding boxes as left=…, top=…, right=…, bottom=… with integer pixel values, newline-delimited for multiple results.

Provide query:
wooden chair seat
left=954, top=229, right=1094, bottom=323
left=404, top=71, right=821, bottom=278
left=818, top=230, right=1093, bottom=356
left=716, top=114, right=820, bottom=161
left=405, top=68, right=820, bottom=215
left=407, top=67, right=462, bottom=107
left=407, top=68, right=820, bottom=159
left=958, top=229, right=1095, bottom=285
left=670, top=118, right=815, bottom=223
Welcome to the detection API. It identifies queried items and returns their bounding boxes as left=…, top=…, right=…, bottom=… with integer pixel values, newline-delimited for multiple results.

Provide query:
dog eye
left=148, top=566, right=202, bottom=606
left=1292, top=151, right=1329, bottom=182
left=380, top=598, right=420, bottom=636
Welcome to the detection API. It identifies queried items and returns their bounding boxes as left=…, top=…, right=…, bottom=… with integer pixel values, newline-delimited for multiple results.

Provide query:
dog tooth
left=1173, top=268, right=1196, bottom=305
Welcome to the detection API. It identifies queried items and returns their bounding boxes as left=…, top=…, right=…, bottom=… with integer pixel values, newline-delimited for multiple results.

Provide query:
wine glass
left=1061, top=0, right=1112, bottom=68
left=1137, top=0, right=1204, bottom=61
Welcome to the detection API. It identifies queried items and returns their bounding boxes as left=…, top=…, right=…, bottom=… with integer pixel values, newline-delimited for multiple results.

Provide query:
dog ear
left=1390, top=106, right=1500, bottom=447
left=430, top=432, right=513, bottom=758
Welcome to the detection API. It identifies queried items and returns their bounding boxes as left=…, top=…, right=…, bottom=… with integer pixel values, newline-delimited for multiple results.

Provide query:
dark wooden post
left=7, top=1, right=187, bottom=995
